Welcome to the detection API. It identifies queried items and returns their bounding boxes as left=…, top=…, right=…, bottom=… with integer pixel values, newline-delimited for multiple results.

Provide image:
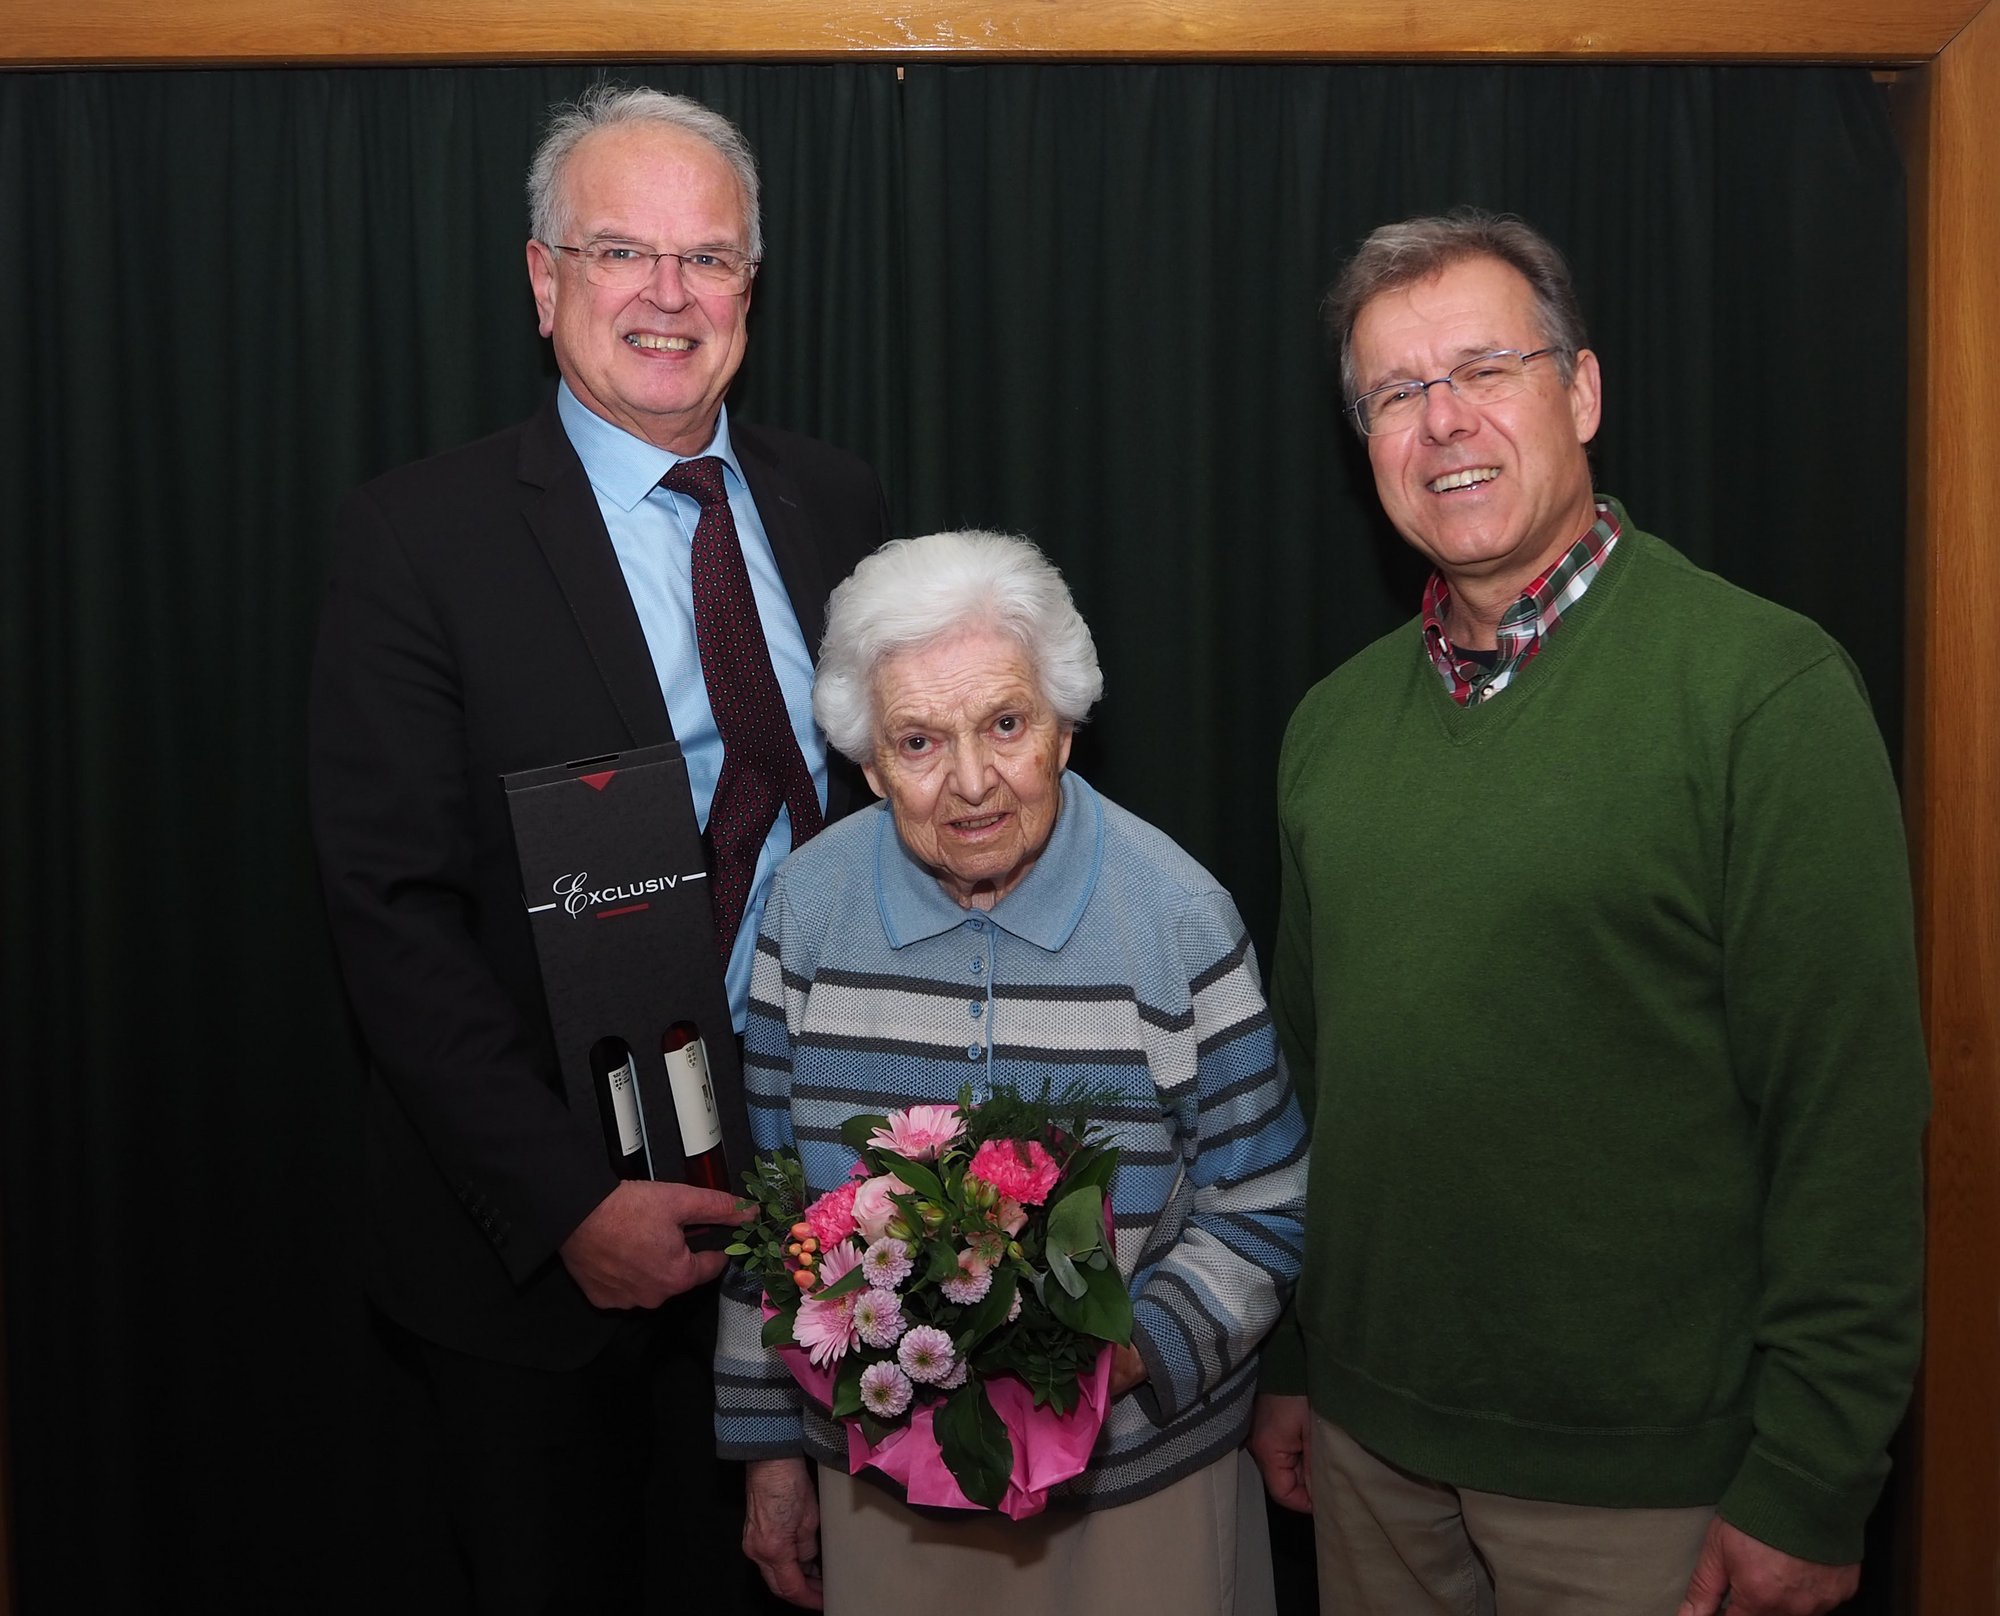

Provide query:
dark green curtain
left=0, top=64, right=1904, bottom=1611
left=894, top=64, right=1906, bottom=943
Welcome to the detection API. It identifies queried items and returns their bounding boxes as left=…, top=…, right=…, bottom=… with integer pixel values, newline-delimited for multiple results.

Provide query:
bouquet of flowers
left=729, top=1085, right=1133, bottom=1518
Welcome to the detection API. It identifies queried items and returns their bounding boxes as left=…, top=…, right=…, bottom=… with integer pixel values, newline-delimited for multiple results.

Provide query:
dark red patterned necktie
left=661, top=456, right=825, bottom=958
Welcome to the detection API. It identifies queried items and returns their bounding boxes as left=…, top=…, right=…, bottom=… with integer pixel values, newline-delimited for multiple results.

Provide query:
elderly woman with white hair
left=714, top=531, right=1307, bottom=1616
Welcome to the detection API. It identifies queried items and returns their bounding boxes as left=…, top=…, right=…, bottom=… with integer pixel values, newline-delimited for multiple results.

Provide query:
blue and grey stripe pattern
left=715, top=772, right=1307, bottom=1509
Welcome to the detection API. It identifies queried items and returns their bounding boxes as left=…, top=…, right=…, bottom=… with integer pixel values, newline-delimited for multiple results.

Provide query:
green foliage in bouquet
left=730, top=1083, right=1133, bottom=1510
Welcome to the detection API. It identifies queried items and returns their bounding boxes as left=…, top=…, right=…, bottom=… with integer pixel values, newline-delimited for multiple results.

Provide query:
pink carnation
left=805, top=1181, right=860, bottom=1249
left=966, top=1138, right=1061, bottom=1207
left=867, top=1103, right=966, bottom=1162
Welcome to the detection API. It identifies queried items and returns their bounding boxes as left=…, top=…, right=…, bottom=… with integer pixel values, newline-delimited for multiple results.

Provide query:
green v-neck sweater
left=1264, top=512, right=1927, bottom=1564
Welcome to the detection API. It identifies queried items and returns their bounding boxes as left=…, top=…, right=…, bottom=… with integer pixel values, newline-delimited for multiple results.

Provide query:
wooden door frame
left=6, top=4, right=1996, bottom=1610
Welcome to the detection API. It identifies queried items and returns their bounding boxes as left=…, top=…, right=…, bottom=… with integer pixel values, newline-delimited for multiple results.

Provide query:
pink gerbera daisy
left=792, top=1293, right=858, bottom=1368
left=867, top=1103, right=966, bottom=1162
left=791, top=1239, right=863, bottom=1367
left=817, top=1237, right=863, bottom=1286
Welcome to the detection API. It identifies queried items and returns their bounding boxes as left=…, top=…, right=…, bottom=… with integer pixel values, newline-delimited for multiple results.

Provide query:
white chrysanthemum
left=853, top=1287, right=906, bottom=1350
left=862, top=1237, right=915, bottom=1290
left=896, top=1324, right=956, bottom=1385
left=859, top=1360, right=914, bottom=1418
left=939, top=1267, right=993, bottom=1306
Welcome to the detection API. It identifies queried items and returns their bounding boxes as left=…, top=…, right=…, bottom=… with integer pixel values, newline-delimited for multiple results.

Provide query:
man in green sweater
left=1248, top=210, right=1928, bottom=1616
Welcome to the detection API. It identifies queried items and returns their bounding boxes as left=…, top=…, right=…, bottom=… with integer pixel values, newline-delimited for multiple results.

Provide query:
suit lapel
left=516, top=394, right=675, bottom=748
left=733, top=423, right=832, bottom=655
left=732, top=421, right=879, bottom=823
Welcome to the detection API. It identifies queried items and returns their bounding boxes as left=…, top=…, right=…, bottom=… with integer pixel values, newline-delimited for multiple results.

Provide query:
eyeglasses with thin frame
left=544, top=240, right=759, bottom=296
left=1348, top=347, right=1570, bottom=437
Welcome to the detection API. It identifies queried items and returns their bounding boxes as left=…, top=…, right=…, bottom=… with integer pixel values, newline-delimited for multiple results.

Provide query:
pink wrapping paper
left=775, top=1334, right=1113, bottom=1520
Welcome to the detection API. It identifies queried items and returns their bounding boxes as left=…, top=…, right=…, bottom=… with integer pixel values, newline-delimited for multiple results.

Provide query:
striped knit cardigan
left=715, top=772, right=1308, bottom=1509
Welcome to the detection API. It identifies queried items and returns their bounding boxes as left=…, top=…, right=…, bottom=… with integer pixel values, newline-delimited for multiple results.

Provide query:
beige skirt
left=819, top=1448, right=1277, bottom=1616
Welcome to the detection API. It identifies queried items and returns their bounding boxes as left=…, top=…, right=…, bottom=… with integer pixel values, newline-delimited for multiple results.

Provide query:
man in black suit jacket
left=308, top=85, right=888, bottom=1612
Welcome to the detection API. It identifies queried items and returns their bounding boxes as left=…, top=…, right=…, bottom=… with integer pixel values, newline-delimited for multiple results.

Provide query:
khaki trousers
left=1311, top=1415, right=1715, bottom=1616
left=820, top=1448, right=1277, bottom=1616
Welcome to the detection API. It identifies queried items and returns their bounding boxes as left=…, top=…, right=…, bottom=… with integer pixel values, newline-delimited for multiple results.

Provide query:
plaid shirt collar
left=1420, top=499, right=1622, bottom=706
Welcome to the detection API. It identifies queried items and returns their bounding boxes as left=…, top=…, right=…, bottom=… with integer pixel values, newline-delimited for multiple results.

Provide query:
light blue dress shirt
left=556, top=383, right=827, bottom=1030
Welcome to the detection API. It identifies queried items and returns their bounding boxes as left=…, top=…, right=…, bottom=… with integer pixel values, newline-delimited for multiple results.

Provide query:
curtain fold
left=0, top=62, right=1903, bottom=1610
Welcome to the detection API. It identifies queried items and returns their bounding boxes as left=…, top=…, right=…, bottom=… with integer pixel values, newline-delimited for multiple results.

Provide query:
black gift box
left=503, top=743, right=750, bottom=1186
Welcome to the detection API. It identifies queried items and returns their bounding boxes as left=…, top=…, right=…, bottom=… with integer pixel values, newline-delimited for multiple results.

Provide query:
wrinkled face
left=526, top=123, right=753, bottom=455
left=1351, top=254, right=1601, bottom=591
left=862, top=626, right=1074, bottom=910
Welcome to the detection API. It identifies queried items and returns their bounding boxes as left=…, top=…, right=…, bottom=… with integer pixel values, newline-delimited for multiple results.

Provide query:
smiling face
left=862, top=625, right=1074, bottom=911
left=526, top=122, right=753, bottom=455
left=1351, top=254, right=1601, bottom=597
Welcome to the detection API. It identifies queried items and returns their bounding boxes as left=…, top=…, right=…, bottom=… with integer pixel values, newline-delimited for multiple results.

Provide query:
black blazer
left=308, top=393, right=889, bottom=1368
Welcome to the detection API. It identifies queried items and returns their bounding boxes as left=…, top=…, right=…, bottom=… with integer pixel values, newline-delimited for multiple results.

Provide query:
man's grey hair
left=527, top=84, right=763, bottom=259
left=813, top=531, right=1105, bottom=766
left=1326, top=208, right=1588, bottom=420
